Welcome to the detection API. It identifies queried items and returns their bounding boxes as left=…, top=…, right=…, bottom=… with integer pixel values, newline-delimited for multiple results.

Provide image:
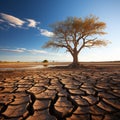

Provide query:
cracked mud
left=0, top=66, right=120, bottom=120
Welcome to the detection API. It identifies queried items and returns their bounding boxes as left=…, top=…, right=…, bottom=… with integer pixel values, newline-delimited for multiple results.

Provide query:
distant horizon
left=0, top=60, right=120, bottom=63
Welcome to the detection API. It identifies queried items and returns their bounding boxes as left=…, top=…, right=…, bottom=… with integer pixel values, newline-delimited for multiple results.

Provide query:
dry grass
left=0, top=61, right=120, bottom=68
left=0, top=62, right=70, bottom=68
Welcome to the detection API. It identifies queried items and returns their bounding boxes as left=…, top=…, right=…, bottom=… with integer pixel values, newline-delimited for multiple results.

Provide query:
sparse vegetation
left=42, top=60, right=48, bottom=63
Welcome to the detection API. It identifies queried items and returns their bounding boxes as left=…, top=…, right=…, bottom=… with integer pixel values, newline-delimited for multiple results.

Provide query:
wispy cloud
left=0, top=13, right=54, bottom=38
left=0, top=19, right=4, bottom=22
left=26, top=19, right=40, bottom=28
left=0, top=48, right=26, bottom=53
left=0, top=48, right=47, bottom=54
left=28, top=49, right=47, bottom=54
left=40, top=29, right=54, bottom=37
left=0, top=13, right=25, bottom=28
left=0, top=13, right=40, bottom=29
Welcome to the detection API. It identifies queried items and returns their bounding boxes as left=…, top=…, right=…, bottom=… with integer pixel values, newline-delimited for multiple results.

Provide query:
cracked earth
left=0, top=66, right=120, bottom=120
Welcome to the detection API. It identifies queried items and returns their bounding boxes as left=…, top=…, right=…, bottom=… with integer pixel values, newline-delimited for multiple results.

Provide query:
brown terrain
left=0, top=62, right=120, bottom=120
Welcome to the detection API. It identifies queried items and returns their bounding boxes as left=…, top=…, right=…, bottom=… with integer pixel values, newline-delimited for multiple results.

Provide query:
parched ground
left=0, top=65, right=120, bottom=120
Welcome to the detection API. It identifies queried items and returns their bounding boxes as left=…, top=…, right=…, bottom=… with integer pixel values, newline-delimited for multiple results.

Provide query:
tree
left=42, top=60, right=48, bottom=63
left=43, top=15, right=109, bottom=68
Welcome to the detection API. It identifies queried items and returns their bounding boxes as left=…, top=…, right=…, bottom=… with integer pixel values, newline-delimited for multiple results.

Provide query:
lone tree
left=43, top=15, right=108, bottom=68
left=42, top=60, right=48, bottom=63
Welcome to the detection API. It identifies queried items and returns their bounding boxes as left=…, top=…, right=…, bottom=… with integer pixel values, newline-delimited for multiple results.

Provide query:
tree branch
left=64, top=33, right=74, bottom=55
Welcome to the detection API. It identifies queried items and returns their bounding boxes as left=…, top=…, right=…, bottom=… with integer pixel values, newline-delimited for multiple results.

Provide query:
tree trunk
left=69, top=50, right=80, bottom=68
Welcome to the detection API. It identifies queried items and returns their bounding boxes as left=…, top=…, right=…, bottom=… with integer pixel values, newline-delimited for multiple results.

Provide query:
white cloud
left=40, top=29, right=54, bottom=37
left=0, top=48, right=47, bottom=54
left=0, top=13, right=55, bottom=38
left=26, top=19, right=39, bottom=28
left=0, top=13, right=25, bottom=27
left=16, top=48, right=27, bottom=52
left=0, top=48, right=26, bottom=53
left=9, top=23, right=18, bottom=27
left=0, top=19, right=4, bottom=22
left=0, top=13, right=41, bottom=29
left=0, top=13, right=56, bottom=39
left=27, top=49, right=47, bottom=54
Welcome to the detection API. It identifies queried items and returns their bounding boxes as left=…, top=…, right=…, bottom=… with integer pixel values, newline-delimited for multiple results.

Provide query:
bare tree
left=43, top=15, right=109, bottom=68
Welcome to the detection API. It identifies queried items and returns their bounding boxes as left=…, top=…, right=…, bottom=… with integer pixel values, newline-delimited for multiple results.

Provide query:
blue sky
left=0, top=0, right=120, bottom=62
